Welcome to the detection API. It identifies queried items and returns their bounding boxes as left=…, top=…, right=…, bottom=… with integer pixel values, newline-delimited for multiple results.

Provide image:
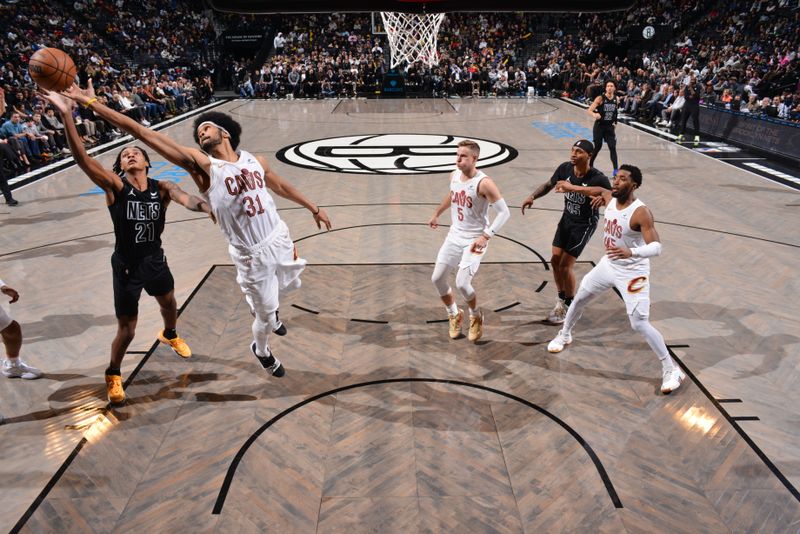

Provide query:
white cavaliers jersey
left=204, top=150, right=282, bottom=250
left=449, top=169, right=489, bottom=238
left=602, top=197, right=649, bottom=270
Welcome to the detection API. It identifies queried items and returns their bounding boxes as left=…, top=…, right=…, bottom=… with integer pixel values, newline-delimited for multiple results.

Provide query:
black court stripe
left=291, top=304, right=320, bottom=315
left=667, top=347, right=799, bottom=502
left=732, top=416, right=760, bottom=421
left=10, top=265, right=219, bottom=532
left=493, top=301, right=520, bottom=313
left=212, top=378, right=623, bottom=514
left=535, top=280, right=547, bottom=293
left=349, top=318, right=389, bottom=324
left=716, top=399, right=743, bottom=403
left=292, top=222, right=550, bottom=269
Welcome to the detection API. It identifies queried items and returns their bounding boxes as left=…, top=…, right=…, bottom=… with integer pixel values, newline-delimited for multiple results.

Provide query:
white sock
left=469, top=306, right=479, bottom=316
left=446, top=303, right=458, bottom=316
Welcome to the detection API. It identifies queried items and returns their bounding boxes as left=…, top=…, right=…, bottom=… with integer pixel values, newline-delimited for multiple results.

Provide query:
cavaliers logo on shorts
left=627, top=276, right=648, bottom=294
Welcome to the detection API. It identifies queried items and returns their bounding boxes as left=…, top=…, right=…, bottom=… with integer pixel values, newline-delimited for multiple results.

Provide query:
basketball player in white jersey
left=546, top=164, right=685, bottom=394
left=428, top=140, right=510, bottom=342
left=61, top=84, right=332, bottom=378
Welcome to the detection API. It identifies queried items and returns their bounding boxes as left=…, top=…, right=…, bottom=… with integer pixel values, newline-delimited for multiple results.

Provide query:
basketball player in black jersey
left=521, top=140, right=611, bottom=324
left=42, top=90, right=214, bottom=405
left=587, top=80, right=619, bottom=176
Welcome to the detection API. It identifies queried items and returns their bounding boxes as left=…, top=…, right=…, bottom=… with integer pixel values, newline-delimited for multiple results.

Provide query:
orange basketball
left=28, top=48, right=77, bottom=92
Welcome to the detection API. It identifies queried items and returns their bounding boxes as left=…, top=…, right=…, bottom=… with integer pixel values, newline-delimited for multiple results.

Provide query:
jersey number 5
left=243, top=195, right=266, bottom=217
left=457, top=207, right=464, bottom=221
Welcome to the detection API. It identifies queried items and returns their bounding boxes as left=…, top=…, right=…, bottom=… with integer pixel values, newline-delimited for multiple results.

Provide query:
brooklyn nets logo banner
left=276, top=134, right=518, bottom=175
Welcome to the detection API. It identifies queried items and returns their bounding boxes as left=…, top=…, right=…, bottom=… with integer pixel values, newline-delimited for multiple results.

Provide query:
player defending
left=40, top=90, right=213, bottom=404
left=521, top=140, right=610, bottom=325
left=547, top=165, right=685, bottom=394
left=587, top=80, right=619, bottom=175
left=60, top=83, right=331, bottom=378
left=429, top=140, right=510, bottom=342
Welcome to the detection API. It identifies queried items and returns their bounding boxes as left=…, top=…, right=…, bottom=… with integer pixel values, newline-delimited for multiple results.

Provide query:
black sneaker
left=6, top=199, right=18, bottom=206
left=272, top=309, right=287, bottom=336
left=250, top=342, right=285, bottom=377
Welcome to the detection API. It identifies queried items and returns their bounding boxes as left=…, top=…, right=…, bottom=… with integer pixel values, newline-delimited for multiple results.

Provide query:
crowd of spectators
left=0, top=0, right=217, bottom=179
left=221, top=2, right=798, bottom=127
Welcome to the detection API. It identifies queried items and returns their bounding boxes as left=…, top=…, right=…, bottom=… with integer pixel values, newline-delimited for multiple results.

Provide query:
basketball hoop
left=380, top=11, right=445, bottom=69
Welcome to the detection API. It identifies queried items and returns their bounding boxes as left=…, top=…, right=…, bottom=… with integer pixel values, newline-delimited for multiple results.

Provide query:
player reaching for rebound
left=59, top=82, right=331, bottom=378
left=40, top=90, right=214, bottom=405
left=547, top=165, right=685, bottom=394
left=429, top=140, right=510, bottom=342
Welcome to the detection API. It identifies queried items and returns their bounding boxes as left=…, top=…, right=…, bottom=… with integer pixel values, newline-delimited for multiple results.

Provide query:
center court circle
left=276, top=133, right=518, bottom=175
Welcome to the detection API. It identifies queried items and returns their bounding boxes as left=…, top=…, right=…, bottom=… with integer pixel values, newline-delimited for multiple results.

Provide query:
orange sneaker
left=105, top=374, right=126, bottom=405
left=158, top=330, right=192, bottom=358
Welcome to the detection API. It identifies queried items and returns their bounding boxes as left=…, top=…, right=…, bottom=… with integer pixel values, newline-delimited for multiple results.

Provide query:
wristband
left=84, top=97, right=98, bottom=108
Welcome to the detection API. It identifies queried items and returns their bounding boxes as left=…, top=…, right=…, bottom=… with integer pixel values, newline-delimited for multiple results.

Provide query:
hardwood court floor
left=1, top=98, right=798, bottom=532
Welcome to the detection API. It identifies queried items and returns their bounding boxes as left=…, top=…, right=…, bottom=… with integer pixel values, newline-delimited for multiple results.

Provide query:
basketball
left=28, top=48, right=77, bottom=92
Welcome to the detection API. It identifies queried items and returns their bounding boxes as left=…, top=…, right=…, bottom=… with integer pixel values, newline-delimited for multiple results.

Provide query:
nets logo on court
left=275, top=134, right=518, bottom=175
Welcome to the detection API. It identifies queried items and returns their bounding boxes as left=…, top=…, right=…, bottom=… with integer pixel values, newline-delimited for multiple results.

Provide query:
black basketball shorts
left=111, top=251, right=175, bottom=317
left=552, top=217, right=597, bottom=258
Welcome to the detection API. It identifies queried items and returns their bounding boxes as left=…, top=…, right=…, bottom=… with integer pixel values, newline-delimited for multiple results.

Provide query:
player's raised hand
left=37, top=88, right=74, bottom=114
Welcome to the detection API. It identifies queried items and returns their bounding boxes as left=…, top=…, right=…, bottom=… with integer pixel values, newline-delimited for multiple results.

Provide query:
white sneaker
left=547, top=300, right=567, bottom=324
left=547, top=330, right=573, bottom=353
left=2, top=359, right=43, bottom=380
left=660, top=366, right=686, bottom=394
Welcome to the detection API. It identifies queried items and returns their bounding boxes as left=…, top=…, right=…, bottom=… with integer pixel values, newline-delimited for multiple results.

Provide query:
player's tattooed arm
left=160, top=180, right=216, bottom=222
left=521, top=180, right=554, bottom=215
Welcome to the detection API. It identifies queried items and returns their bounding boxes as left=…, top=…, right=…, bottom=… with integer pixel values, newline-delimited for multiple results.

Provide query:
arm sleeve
left=484, top=198, right=510, bottom=237
left=630, top=241, right=662, bottom=258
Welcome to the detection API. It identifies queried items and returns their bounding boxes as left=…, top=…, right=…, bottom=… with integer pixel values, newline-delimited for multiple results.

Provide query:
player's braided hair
left=113, top=146, right=151, bottom=176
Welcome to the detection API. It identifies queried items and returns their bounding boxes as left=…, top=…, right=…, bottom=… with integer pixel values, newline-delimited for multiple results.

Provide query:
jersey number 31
left=243, top=194, right=266, bottom=217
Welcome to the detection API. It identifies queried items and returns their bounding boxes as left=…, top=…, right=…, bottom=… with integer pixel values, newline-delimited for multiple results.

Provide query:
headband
left=197, top=121, right=230, bottom=138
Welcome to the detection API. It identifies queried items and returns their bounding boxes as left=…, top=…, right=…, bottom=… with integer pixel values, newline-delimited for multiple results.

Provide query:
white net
left=380, top=11, right=445, bottom=69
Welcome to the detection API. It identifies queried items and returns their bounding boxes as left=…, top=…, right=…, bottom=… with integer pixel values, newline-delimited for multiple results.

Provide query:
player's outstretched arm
left=257, top=155, right=331, bottom=230
left=61, top=83, right=210, bottom=185
left=39, top=89, right=121, bottom=195
left=555, top=180, right=611, bottom=201
left=521, top=179, right=554, bottom=215
left=159, top=180, right=216, bottom=223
